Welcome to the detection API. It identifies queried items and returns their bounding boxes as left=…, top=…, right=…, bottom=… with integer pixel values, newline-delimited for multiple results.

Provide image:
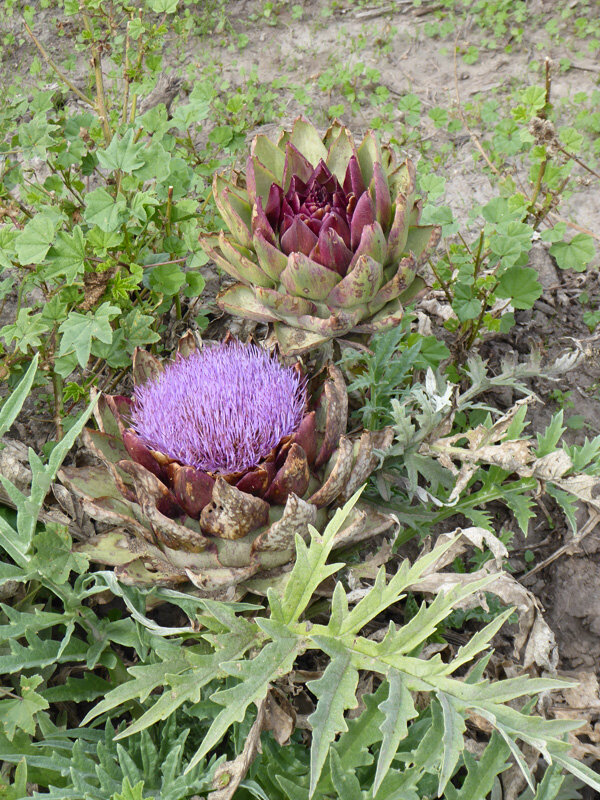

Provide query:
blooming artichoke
left=59, top=335, right=395, bottom=595
left=202, top=117, right=441, bottom=355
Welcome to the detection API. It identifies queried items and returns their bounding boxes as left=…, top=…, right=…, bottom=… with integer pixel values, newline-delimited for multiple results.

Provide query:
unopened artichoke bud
left=202, top=117, right=441, bottom=355
left=60, top=336, right=395, bottom=596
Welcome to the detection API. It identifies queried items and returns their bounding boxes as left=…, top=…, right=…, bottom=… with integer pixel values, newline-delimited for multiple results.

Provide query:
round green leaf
left=496, top=266, right=542, bottom=309
left=550, top=233, right=596, bottom=272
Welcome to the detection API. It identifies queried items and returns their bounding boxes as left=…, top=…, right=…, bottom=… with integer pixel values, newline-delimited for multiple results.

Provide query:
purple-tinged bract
left=203, top=117, right=442, bottom=355
left=131, top=341, right=306, bottom=475
left=59, top=333, right=397, bottom=593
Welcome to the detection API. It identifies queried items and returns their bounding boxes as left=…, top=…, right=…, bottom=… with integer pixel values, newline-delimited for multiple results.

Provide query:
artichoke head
left=60, top=334, right=395, bottom=597
left=203, top=117, right=441, bottom=355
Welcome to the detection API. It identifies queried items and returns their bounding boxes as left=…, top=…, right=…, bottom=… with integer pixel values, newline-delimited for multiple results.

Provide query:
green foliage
left=0, top=351, right=213, bottom=796
left=80, top=496, right=598, bottom=798
left=347, top=333, right=592, bottom=549
left=339, top=317, right=449, bottom=431
left=0, top=717, right=215, bottom=800
left=0, top=4, right=599, bottom=798
left=0, top=0, right=231, bottom=419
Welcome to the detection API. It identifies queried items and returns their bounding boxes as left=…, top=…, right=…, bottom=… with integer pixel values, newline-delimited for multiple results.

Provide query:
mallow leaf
left=550, top=233, right=595, bottom=271
left=58, top=302, right=120, bottom=367
left=496, top=266, right=542, bottom=308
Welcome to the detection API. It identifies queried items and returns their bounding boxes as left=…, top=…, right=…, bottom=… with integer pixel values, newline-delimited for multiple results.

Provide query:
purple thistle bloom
left=131, top=341, right=307, bottom=475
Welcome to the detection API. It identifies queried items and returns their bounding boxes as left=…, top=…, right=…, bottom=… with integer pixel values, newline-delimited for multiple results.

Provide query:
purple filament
left=131, top=341, right=306, bottom=474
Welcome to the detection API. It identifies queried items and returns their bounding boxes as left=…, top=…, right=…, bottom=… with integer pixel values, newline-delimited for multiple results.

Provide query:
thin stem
left=472, top=231, right=485, bottom=281
left=165, top=185, right=173, bottom=237
left=556, top=144, right=600, bottom=181
left=52, top=371, right=64, bottom=440
left=527, top=157, right=547, bottom=217
left=23, top=20, right=94, bottom=108
left=428, top=257, right=454, bottom=307
left=543, top=56, right=552, bottom=114
left=121, top=16, right=132, bottom=125
left=104, top=365, right=130, bottom=394
left=129, top=10, right=145, bottom=124
left=81, top=13, right=112, bottom=144
left=548, top=213, right=600, bottom=242
left=465, top=279, right=499, bottom=351
left=457, top=232, right=473, bottom=255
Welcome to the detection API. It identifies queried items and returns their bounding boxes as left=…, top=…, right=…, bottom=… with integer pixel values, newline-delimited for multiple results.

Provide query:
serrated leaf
left=98, top=129, right=146, bottom=173
left=112, top=777, right=145, bottom=800
left=437, top=693, right=466, bottom=795
left=374, top=669, right=417, bottom=794
left=129, top=190, right=160, bottom=223
left=118, top=309, right=161, bottom=353
left=274, top=492, right=361, bottom=626
left=87, top=226, right=124, bottom=253
left=412, top=700, right=444, bottom=771
left=496, top=266, right=542, bottom=308
left=449, top=608, right=515, bottom=672
left=0, top=674, right=49, bottom=739
left=111, top=630, right=255, bottom=739
left=82, top=659, right=187, bottom=725
left=536, top=411, right=566, bottom=457
left=30, top=524, right=88, bottom=583
left=58, top=302, right=120, bottom=367
left=147, top=0, right=179, bottom=11
left=147, top=263, right=186, bottom=296
left=503, top=488, right=535, bottom=535
left=335, top=684, right=386, bottom=772
left=307, top=639, right=359, bottom=797
left=0, top=604, right=68, bottom=640
left=41, top=672, right=112, bottom=703
left=186, top=636, right=301, bottom=772
left=328, top=748, right=362, bottom=800
left=45, top=226, right=86, bottom=281
left=1, top=310, right=50, bottom=353
left=14, top=213, right=57, bottom=263
left=339, top=536, right=460, bottom=637
left=550, top=233, right=595, bottom=272
left=454, top=732, right=510, bottom=800
left=84, top=188, right=128, bottom=232
left=452, top=282, right=481, bottom=321
left=376, top=575, right=498, bottom=657
left=565, top=434, right=600, bottom=472
left=0, top=227, right=18, bottom=269
left=546, top=483, right=577, bottom=533
left=0, top=633, right=91, bottom=674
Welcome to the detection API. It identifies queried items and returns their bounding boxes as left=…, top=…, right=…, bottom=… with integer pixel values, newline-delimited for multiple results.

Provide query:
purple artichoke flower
left=265, top=159, right=359, bottom=275
left=131, top=341, right=306, bottom=475
left=202, top=117, right=442, bottom=355
left=59, top=333, right=396, bottom=594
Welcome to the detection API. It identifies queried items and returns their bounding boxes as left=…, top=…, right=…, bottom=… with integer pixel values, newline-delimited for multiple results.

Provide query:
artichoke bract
left=60, top=335, right=395, bottom=596
left=203, top=117, right=441, bottom=355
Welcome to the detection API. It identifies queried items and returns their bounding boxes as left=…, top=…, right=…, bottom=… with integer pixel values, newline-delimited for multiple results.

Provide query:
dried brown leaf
left=208, top=699, right=266, bottom=800
left=411, top=558, right=557, bottom=671
left=263, top=689, right=296, bottom=745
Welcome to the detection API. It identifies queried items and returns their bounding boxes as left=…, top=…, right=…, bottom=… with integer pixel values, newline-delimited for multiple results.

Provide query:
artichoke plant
left=59, top=335, right=395, bottom=595
left=202, top=117, right=441, bottom=354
